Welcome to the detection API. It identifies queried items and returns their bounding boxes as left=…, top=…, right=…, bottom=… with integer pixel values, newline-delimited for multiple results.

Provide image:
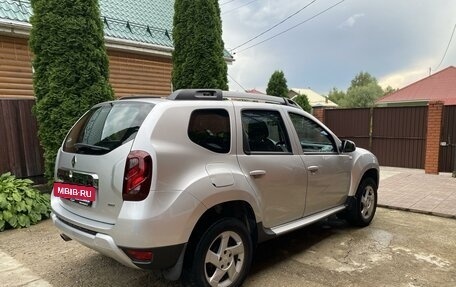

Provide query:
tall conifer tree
left=30, top=0, right=114, bottom=180
left=172, top=0, right=228, bottom=90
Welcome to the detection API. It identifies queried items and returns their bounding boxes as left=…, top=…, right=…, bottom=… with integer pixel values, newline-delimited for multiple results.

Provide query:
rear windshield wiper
left=74, top=143, right=110, bottom=151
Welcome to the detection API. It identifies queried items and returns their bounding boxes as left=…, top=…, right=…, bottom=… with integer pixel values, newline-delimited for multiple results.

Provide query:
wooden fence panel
left=0, top=99, right=44, bottom=178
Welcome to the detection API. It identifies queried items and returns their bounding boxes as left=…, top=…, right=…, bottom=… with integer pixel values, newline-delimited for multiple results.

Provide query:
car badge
left=71, top=156, right=77, bottom=168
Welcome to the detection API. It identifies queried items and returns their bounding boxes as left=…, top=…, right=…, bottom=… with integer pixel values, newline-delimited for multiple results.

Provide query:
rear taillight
left=122, top=150, right=152, bottom=201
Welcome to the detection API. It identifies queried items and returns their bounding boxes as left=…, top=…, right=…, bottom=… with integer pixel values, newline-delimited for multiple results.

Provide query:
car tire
left=347, top=177, right=377, bottom=227
left=183, top=218, right=253, bottom=287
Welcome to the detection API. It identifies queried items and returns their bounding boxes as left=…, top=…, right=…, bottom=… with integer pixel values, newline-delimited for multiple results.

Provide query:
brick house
left=376, top=66, right=456, bottom=107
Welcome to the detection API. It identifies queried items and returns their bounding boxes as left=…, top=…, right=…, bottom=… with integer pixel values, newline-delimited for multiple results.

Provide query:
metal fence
left=0, top=99, right=44, bottom=178
left=325, top=106, right=428, bottom=169
left=371, top=107, right=427, bottom=169
left=324, top=108, right=371, bottom=150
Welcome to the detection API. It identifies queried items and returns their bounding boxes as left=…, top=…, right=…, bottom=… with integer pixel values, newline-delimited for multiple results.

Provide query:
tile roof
left=0, top=0, right=32, bottom=22
left=100, top=0, right=173, bottom=48
left=0, top=0, right=233, bottom=58
left=377, top=66, right=456, bottom=106
left=0, top=0, right=173, bottom=47
left=289, top=88, right=338, bottom=107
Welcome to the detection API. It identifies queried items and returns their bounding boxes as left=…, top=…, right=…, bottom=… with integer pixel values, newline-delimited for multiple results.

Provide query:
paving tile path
left=378, top=166, right=456, bottom=218
left=0, top=250, right=52, bottom=287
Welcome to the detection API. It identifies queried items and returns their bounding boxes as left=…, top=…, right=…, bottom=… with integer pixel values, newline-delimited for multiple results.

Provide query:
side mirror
left=341, top=140, right=356, bottom=153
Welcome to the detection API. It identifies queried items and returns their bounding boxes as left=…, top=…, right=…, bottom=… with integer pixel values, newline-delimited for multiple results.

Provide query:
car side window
left=289, top=113, right=336, bottom=153
left=188, top=109, right=230, bottom=153
left=242, top=110, right=291, bottom=154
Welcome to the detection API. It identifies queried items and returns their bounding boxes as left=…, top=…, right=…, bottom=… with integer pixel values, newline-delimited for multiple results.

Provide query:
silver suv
left=51, top=89, right=379, bottom=287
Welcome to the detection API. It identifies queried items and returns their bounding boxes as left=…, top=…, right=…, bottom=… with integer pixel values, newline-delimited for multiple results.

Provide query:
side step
left=270, top=205, right=346, bottom=235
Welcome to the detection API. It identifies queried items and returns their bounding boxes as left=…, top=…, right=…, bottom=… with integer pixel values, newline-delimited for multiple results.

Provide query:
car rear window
left=188, top=109, right=230, bottom=153
left=63, top=102, right=154, bottom=155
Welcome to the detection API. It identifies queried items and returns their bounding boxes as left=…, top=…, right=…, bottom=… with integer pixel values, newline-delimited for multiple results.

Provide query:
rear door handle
left=307, top=166, right=319, bottom=173
left=249, top=170, right=266, bottom=177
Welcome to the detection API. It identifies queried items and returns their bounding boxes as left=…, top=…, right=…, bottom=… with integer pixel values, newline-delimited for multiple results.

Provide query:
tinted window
left=63, top=102, right=154, bottom=155
left=242, top=110, right=291, bottom=153
left=289, top=113, right=336, bottom=153
left=188, top=109, right=230, bottom=153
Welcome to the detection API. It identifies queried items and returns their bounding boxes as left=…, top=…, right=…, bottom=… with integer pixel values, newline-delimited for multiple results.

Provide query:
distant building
left=245, top=88, right=265, bottom=94
left=288, top=88, right=338, bottom=108
left=376, top=66, right=456, bottom=106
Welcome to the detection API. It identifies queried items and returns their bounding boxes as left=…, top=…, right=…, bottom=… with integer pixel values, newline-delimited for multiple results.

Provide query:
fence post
left=424, top=101, right=444, bottom=174
left=312, top=107, right=325, bottom=123
left=369, top=107, right=374, bottom=151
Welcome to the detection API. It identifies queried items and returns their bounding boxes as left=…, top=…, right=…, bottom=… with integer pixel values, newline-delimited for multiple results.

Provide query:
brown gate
left=439, top=105, right=456, bottom=172
left=324, top=108, right=371, bottom=150
left=324, top=106, right=427, bottom=169
left=0, top=99, right=44, bottom=178
left=371, top=107, right=427, bottom=169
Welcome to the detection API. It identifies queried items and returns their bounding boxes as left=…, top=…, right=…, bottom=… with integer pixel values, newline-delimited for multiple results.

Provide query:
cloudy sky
left=219, top=0, right=456, bottom=95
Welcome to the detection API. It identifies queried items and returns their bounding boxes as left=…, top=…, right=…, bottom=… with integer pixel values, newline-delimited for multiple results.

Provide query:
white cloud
left=227, top=47, right=282, bottom=91
left=378, top=62, right=433, bottom=89
left=221, top=0, right=456, bottom=95
left=338, top=13, right=365, bottom=29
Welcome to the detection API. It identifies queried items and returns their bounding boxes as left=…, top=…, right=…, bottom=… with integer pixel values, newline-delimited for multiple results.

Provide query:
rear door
left=287, top=112, right=352, bottom=216
left=53, top=101, right=154, bottom=224
left=235, top=104, right=307, bottom=228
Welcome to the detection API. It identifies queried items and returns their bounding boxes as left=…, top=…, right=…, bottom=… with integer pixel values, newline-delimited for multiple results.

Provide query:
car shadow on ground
left=250, top=217, right=351, bottom=275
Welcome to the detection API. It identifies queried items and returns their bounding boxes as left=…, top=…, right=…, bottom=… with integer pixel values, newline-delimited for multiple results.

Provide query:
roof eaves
left=105, top=36, right=173, bottom=57
left=0, top=17, right=31, bottom=37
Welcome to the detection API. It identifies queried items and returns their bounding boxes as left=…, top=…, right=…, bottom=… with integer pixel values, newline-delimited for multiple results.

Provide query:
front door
left=236, top=107, right=307, bottom=228
left=288, top=112, right=352, bottom=216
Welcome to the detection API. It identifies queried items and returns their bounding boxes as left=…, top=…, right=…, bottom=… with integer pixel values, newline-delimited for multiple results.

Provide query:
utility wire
left=230, top=0, right=318, bottom=51
left=235, top=0, right=345, bottom=54
left=220, top=0, right=239, bottom=6
left=435, top=23, right=456, bottom=71
left=222, top=0, right=258, bottom=15
left=228, top=73, right=246, bottom=91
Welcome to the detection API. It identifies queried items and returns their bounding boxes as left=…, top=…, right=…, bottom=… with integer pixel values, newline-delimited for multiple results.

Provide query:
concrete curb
left=0, top=250, right=52, bottom=287
left=378, top=204, right=456, bottom=219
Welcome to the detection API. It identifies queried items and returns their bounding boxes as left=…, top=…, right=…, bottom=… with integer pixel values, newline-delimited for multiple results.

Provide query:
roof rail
left=168, top=89, right=223, bottom=101
left=119, top=95, right=163, bottom=100
left=223, top=91, right=302, bottom=109
left=167, top=89, right=302, bottom=109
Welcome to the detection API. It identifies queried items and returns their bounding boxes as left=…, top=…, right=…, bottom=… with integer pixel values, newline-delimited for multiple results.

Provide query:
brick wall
left=424, top=101, right=444, bottom=174
left=312, top=107, right=325, bottom=123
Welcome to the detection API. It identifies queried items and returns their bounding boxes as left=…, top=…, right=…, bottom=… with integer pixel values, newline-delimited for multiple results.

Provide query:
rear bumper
left=51, top=213, right=185, bottom=270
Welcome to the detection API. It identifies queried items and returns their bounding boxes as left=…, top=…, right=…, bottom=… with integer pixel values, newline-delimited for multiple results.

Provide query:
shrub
left=0, top=172, right=51, bottom=231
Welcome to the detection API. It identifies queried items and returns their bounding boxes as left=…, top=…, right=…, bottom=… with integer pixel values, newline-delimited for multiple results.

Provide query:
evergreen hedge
left=29, top=0, right=114, bottom=180
left=172, top=0, right=228, bottom=90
